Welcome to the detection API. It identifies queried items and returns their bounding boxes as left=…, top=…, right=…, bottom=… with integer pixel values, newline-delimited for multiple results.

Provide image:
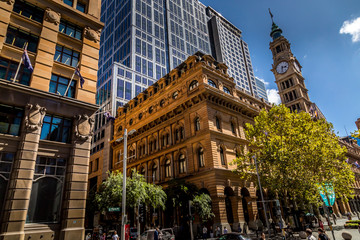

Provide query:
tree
left=234, top=104, right=355, bottom=206
left=95, top=170, right=166, bottom=213
left=193, top=193, right=215, bottom=222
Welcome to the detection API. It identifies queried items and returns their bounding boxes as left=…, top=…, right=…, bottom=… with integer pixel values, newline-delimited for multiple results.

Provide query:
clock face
left=294, top=61, right=300, bottom=72
left=276, top=61, right=289, bottom=74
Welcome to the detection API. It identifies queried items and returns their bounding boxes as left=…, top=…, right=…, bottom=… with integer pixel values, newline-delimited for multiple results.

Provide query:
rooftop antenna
left=344, top=125, right=349, bottom=136
left=268, top=8, right=274, bottom=24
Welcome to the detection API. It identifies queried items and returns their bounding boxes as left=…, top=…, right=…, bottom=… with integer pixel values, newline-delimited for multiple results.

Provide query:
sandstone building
left=111, top=52, right=270, bottom=230
left=0, top=0, right=102, bottom=239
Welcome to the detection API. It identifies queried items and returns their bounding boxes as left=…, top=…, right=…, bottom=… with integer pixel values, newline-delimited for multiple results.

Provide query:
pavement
left=201, top=217, right=360, bottom=240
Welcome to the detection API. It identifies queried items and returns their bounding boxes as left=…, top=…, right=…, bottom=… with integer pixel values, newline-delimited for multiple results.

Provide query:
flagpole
left=64, top=62, right=79, bottom=97
left=13, top=42, right=28, bottom=83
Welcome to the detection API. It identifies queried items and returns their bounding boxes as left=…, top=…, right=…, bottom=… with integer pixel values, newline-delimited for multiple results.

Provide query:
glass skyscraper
left=255, top=77, right=268, bottom=101
left=92, top=0, right=262, bottom=153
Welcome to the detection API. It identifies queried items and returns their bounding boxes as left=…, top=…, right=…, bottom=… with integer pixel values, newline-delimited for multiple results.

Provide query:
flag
left=104, top=112, right=115, bottom=121
left=75, top=67, right=85, bottom=88
left=355, top=161, right=360, bottom=168
left=22, top=49, right=33, bottom=72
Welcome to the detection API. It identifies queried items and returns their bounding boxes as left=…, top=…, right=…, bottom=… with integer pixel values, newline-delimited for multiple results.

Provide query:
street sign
left=108, top=207, right=121, bottom=212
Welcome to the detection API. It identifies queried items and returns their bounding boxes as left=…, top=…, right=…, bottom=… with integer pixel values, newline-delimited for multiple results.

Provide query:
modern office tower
left=206, top=7, right=258, bottom=96
left=0, top=0, right=103, bottom=239
left=255, top=77, right=268, bottom=101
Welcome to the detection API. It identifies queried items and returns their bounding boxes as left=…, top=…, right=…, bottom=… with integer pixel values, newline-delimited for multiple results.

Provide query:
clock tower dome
left=269, top=11, right=311, bottom=113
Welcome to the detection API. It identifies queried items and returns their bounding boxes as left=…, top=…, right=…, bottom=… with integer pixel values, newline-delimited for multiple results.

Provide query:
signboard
left=108, top=207, right=121, bottom=212
left=318, top=183, right=336, bottom=207
left=139, top=204, right=145, bottom=223
left=125, top=224, right=130, bottom=240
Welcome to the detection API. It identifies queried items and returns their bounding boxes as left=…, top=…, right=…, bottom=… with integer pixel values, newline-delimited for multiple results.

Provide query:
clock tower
left=269, top=12, right=312, bottom=113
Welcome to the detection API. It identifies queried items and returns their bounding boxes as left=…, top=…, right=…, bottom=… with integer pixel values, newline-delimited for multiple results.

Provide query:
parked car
left=161, top=228, right=175, bottom=240
left=217, top=233, right=251, bottom=240
left=130, top=227, right=138, bottom=240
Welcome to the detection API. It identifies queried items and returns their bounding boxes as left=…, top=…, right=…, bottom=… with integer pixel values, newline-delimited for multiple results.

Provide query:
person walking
left=209, top=226, right=214, bottom=238
left=100, top=232, right=106, bottom=240
left=237, top=224, right=242, bottom=233
left=216, top=226, right=221, bottom=237
left=305, top=229, right=316, bottom=240
left=317, top=228, right=329, bottom=240
left=259, top=232, right=266, bottom=240
left=86, top=233, right=91, bottom=240
left=223, top=227, right=228, bottom=234
left=319, top=219, right=324, bottom=230
left=243, top=222, right=248, bottom=235
left=112, top=231, right=119, bottom=240
left=154, top=228, right=159, bottom=240
left=202, top=225, right=208, bottom=239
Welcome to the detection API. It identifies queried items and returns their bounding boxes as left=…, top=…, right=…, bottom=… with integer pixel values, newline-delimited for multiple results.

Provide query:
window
left=152, top=164, right=157, bottom=182
left=189, top=80, right=199, bottom=90
left=13, top=0, right=44, bottom=23
left=198, top=148, right=204, bottom=167
left=49, top=74, right=76, bottom=98
left=165, top=159, right=171, bottom=178
left=59, top=20, right=82, bottom=40
left=40, top=115, right=72, bottom=143
left=179, top=154, right=186, bottom=174
left=216, top=117, right=221, bottom=130
left=160, top=99, right=165, bottom=107
left=0, top=152, right=15, bottom=218
left=64, top=0, right=73, bottom=7
left=175, top=129, right=180, bottom=141
left=0, top=57, right=31, bottom=85
left=172, top=91, right=179, bottom=99
left=0, top=104, right=23, bottom=136
left=76, top=1, right=86, bottom=12
left=220, top=147, right=225, bottom=165
left=180, top=127, right=184, bottom=139
left=231, top=122, right=236, bottom=134
left=5, top=26, right=39, bottom=52
left=223, top=86, right=231, bottom=94
left=148, top=106, right=153, bottom=114
left=94, top=158, right=99, bottom=171
left=27, top=156, right=66, bottom=223
left=54, top=45, right=79, bottom=67
left=195, top=117, right=200, bottom=131
left=207, top=79, right=217, bottom=88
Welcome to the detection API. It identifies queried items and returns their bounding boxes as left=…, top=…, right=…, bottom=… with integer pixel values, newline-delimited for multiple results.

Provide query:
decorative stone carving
left=84, top=27, right=101, bottom=43
left=45, top=8, right=61, bottom=25
left=74, top=114, right=94, bottom=141
left=25, top=104, right=46, bottom=131
left=1, top=0, right=15, bottom=5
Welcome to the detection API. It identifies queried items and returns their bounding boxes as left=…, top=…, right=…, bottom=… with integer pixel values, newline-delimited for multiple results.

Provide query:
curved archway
left=224, top=187, right=234, bottom=225
left=241, top=187, right=251, bottom=223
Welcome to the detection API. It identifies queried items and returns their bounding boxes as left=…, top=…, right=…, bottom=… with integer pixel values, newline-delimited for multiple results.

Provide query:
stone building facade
left=111, top=52, right=270, bottom=231
left=0, top=0, right=102, bottom=239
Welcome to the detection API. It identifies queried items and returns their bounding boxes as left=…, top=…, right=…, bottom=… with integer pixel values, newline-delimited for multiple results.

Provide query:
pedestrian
left=317, top=228, right=329, bottom=240
left=112, top=231, right=119, bottom=240
left=202, top=225, right=208, bottom=239
left=305, top=228, right=316, bottom=240
left=86, top=233, right=91, bottom=240
left=223, top=226, right=228, bottom=234
left=260, top=232, right=266, bottom=240
left=237, top=224, right=242, bottom=233
left=216, top=226, right=221, bottom=237
left=209, top=226, right=214, bottom=238
left=100, top=232, right=106, bottom=240
left=243, top=222, right=248, bottom=235
left=154, top=228, right=159, bottom=240
left=319, top=219, right=324, bottom=230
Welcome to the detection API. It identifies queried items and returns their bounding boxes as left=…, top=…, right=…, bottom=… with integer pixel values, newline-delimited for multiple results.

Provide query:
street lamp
left=116, top=128, right=136, bottom=240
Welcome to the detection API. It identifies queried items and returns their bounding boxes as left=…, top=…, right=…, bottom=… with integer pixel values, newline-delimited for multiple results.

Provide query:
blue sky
left=201, top=0, right=360, bottom=136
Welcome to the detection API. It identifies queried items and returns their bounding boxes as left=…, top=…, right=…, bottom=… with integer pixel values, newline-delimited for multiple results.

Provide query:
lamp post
left=254, top=156, right=271, bottom=238
left=117, top=128, right=136, bottom=240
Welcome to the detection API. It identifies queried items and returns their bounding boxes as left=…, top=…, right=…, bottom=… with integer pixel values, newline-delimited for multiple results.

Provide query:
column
left=0, top=104, right=46, bottom=240
left=60, top=114, right=93, bottom=240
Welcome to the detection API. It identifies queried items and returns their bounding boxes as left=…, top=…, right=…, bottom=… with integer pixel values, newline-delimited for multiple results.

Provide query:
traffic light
left=328, top=207, right=333, bottom=214
left=319, top=207, right=324, bottom=215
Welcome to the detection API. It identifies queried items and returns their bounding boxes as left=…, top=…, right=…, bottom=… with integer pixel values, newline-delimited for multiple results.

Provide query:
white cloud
left=266, top=89, right=281, bottom=105
left=340, top=17, right=360, bottom=42
left=256, top=76, right=269, bottom=85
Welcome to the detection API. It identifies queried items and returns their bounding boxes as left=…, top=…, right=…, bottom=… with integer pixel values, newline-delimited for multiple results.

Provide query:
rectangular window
left=76, top=1, right=86, bottom=12
left=136, top=38, right=141, bottom=54
left=142, top=59, right=147, bottom=75
left=40, top=115, right=72, bottom=143
left=117, top=78, right=124, bottom=98
left=147, top=44, right=153, bottom=59
left=5, top=26, right=39, bottom=52
left=148, top=62, right=153, bottom=78
left=0, top=104, right=23, bottom=136
left=156, top=65, right=161, bottom=79
left=0, top=57, right=31, bottom=85
left=135, top=85, right=142, bottom=96
left=135, top=56, right=141, bottom=73
left=49, top=74, right=76, bottom=98
left=64, top=0, right=73, bottom=7
left=54, top=45, right=79, bottom=67
left=125, top=82, right=132, bottom=100
left=59, top=20, right=82, bottom=40
left=13, top=0, right=44, bottom=23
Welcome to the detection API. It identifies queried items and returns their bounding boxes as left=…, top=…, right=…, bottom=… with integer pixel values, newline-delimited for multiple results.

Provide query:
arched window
left=165, top=159, right=171, bottom=178
left=180, top=127, right=185, bottom=139
left=220, top=147, right=225, bottom=165
left=162, top=135, right=166, bottom=147
left=216, top=117, right=221, bottom=130
left=195, top=117, right=200, bottom=131
left=223, top=86, right=231, bottom=94
left=179, top=154, right=186, bottom=174
left=149, top=140, right=153, bottom=152
left=175, top=129, right=180, bottom=141
left=207, top=79, right=217, bottom=88
left=189, top=80, right=199, bottom=90
left=198, top=147, right=204, bottom=167
left=152, top=164, right=157, bottom=182
left=231, top=122, right=236, bottom=134
left=166, top=133, right=170, bottom=145
left=153, top=139, right=157, bottom=151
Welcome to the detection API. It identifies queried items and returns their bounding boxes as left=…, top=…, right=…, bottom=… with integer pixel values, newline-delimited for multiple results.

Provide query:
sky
left=201, top=0, right=360, bottom=136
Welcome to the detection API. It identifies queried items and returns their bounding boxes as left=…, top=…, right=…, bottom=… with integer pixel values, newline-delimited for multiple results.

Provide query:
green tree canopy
left=234, top=104, right=355, bottom=205
left=193, top=193, right=215, bottom=223
left=95, top=170, right=166, bottom=213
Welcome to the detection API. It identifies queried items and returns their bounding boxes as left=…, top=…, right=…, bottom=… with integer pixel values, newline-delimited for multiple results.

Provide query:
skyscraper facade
left=255, top=77, right=268, bottom=101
